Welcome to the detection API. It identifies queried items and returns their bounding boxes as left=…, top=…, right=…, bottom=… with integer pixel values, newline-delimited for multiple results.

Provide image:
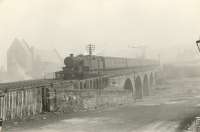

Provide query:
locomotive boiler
left=56, top=54, right=159, bottom=80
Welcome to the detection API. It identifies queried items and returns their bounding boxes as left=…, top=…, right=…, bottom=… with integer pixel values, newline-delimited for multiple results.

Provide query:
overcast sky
left=0, top=0, right=200, bottom=67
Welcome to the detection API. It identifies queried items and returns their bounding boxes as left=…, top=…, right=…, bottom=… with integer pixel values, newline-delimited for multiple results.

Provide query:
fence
left=0, top=79, right=133, bottom=121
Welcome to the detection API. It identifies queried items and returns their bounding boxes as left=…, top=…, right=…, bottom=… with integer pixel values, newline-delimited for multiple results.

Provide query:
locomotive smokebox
left=64, top=54, right=74, bottom=66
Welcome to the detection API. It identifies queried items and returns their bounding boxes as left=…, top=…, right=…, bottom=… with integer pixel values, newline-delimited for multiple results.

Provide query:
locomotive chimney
left=70, top=54, right=74, bottom=57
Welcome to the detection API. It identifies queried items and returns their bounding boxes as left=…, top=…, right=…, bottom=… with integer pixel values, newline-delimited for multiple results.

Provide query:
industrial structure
left=6, top=38, right=63, bottom=81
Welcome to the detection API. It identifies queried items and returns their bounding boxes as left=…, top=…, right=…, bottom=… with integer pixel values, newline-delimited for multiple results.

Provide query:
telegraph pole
left=86, top=43, right=95, bottom=73
left=86, top=44, right=95, bottom=56
left=86, top=43, right=95, bottom=78
left=86, top=44, right=101, bottom=105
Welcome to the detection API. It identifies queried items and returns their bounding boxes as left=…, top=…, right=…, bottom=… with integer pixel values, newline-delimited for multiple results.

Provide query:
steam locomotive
left=55, top=54, right=159, bottom=80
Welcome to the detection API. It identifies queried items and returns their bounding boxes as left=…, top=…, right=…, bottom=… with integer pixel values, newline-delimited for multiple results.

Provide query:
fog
left=0, top=0, right=200, bottom=67
left=1, top=1, right=200, bottom=129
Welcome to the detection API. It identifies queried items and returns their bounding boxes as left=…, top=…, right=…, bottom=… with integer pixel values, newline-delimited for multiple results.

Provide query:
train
left=55, top=54, right=159, bottom=80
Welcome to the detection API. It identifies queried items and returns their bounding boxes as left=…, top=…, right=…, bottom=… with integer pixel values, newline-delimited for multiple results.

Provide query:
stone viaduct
left=0, top=64, right=159, bottom=121
left=78, top=67, right=157, bottom=99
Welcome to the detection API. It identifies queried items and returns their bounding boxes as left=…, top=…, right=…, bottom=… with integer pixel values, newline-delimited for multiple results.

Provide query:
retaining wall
left=0, top=79, right=133, bottom=121
left=53, top=89, right=133, bottom=113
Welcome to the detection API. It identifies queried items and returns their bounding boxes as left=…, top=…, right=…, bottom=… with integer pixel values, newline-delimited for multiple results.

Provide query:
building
left=6, top=38, right=63, bottom=81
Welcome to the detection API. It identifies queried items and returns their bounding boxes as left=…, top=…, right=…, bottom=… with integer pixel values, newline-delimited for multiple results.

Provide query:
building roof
left=8, top=38, right=31, bottom=55
left=8, top=38, right=63, bottom=64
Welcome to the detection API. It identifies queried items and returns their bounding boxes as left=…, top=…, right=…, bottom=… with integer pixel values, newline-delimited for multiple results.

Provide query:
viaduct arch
left=143, top=74, right=149, bottom=96
left=150, top=73, right=154, bottom=88
left=120, top=71, right=156, bottom=99
left=124, top=78, right=133, bottom=90
left=77, top=70, right=157, bottom=100
left=135, top=76, right=143, bottom=99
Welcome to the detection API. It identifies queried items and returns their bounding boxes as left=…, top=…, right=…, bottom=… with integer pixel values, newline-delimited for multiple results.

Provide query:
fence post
left=0, top=118, right=3, bottom=132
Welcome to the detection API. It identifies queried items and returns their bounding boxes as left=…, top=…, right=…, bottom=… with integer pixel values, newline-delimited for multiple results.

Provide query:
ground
left=5, top=77, right=200, bottom=132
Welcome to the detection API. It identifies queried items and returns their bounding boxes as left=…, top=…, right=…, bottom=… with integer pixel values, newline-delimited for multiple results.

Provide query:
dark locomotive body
left=61, top=54, right=104, bottom=80
left=56, top=54, right=159, bottom=80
